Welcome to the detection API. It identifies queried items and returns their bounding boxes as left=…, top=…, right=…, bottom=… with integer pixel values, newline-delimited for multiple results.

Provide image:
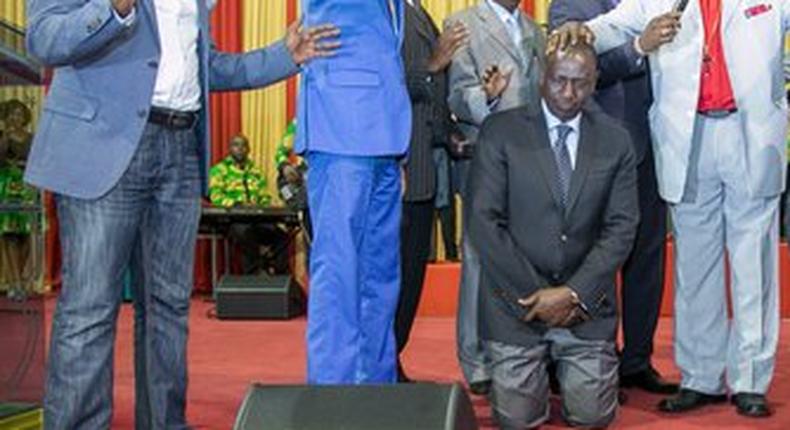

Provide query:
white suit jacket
left=588, top=0, right=790, bottom=202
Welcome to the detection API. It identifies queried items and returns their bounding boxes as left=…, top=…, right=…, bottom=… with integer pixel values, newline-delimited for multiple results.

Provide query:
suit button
left=560, top=234, right=568, bottom=243
left=137, top=109, right=148, bottom=118
left=552, top=273, right=560, bottom=281
left=147, top=60, right=158, bottom=68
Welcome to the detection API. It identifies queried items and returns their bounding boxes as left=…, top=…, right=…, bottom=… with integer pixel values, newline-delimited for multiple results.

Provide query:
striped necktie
left=552, top=125, right=574, bottom=208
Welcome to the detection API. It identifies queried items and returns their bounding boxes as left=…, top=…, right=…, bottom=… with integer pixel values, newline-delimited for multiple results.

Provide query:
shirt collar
left=486, top=0, right=520, bottom=26
left=541, top=99, right=581, bottom=137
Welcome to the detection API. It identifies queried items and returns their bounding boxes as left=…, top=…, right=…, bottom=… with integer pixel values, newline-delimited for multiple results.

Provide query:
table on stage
left=198, top=206, right=301, bottom=297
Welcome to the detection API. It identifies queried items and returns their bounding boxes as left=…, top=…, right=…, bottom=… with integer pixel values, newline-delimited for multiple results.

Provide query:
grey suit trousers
left=486, top=329, right=618, bottom=429
left=671, top=114, right=780, bottom=395
left=456, top=234, right=490, bottom=384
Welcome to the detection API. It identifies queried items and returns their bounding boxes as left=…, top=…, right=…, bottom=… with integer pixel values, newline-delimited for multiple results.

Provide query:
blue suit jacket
left=549, top=0, right=652, bottom=162
left=296, top=0, right=412, bottom=157
left=25, top=0, right=299, bottom=198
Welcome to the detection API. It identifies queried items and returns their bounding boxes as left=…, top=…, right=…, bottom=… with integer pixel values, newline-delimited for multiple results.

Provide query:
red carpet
left=40, top=298, right=790, bottom=429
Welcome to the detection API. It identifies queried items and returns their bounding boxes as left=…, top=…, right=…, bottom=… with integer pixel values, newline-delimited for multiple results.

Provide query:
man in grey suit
left=467, top=43, right=638, bottom=429
left=395, top=0, right=467, bottom=382
left=549, top=0, right=677, bottom=394
left=445, top=0, right=545, bottom=394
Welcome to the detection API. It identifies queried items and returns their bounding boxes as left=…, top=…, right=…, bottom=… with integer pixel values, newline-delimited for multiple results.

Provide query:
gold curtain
left=241, top=0, right=289, bottom=200
left=422, top=0, right=478, bottom=24
left=0, top=0, right=24, bottom=26
left=0, top=0, right=43, bottom=126
left=423, top=1, right=552, bottom=25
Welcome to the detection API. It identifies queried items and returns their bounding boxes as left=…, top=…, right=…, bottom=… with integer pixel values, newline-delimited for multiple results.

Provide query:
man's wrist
left=112, top=5, right=136, bottom=26
left=633, top=36, right=647, bottom=57
left=566, top=287, right=589, bottom=313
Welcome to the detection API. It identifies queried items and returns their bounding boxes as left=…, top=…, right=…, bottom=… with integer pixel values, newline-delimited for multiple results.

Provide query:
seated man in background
left=209, top=134, right=288, bottom=274
left=466, top=43, right=638, bottom=428
left=0, top=99, right=37, bottom=297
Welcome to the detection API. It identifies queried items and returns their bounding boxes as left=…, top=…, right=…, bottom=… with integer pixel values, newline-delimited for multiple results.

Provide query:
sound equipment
left=215, top=275, right=306, bottom=320
left=200, top=206, right=299, bottom=226
left=233, top=383, right=479, bottom=430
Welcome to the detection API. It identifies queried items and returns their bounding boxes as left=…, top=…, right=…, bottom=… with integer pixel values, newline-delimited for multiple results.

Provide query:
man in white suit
left=551, top=0, right=789, bottom=418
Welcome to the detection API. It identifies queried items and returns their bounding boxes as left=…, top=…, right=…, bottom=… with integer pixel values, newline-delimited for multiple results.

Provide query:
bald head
left=541, top=42, right=598, bottom=121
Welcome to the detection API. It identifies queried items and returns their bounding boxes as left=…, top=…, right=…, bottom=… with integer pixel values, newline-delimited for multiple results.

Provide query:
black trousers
left=227, top=223, right=290, bottom=275
left=395, top=200, right=435, bottom=354
left=620, top=150, right=668, bottom=375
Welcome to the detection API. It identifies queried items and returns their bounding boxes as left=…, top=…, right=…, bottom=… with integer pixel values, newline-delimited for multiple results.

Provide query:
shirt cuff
left=112, top=6, right=136, bottom=27
left=567, top=286, right=590, bottom=314
left=487, top=96, right=501, bottom=111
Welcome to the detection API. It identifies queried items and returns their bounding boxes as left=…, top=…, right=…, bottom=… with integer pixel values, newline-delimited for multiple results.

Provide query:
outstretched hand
left=482, top=65, right=512, bottom=102
left=285, top=20, right=341, bottom=65
left=427, top=21, right=469, bottom=73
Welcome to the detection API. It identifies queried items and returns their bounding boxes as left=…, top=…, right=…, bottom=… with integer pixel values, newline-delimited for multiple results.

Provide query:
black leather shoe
left=731, top=393, right=771, bottom=418
left=469, top=380, right=491, bottom=396
left=657, top=389, right=727, bottom=413
left=621, top=366, right=679, bottom=394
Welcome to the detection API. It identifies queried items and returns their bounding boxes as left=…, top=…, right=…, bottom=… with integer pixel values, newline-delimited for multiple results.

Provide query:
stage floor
left=40, top=298, right=790, bottom=429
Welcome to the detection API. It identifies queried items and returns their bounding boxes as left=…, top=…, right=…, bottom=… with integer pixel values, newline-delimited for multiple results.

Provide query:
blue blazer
left=25, top=0, right=299, bottom=199
left=296, top=0, right=412, bottom=157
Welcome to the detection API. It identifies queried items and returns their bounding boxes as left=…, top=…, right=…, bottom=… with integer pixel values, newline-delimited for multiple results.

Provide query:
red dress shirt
left=697, top=0, right=737, bottom=112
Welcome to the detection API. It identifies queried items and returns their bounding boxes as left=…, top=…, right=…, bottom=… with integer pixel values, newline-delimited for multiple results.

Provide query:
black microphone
left=673, top=0, right=690, bottom=13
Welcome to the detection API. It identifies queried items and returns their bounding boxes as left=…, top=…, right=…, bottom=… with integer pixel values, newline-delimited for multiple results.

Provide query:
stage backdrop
left=0, top=0, right=550, bottom=291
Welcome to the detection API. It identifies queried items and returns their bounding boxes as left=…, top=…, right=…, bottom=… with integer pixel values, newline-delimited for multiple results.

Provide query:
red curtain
left=193, top=0, right=244, bottom=293
left=522, top=0, right=535, bottom=16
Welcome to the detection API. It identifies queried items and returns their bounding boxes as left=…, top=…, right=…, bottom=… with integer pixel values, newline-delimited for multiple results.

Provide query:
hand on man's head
left=547, top=21, right=595, bottom=55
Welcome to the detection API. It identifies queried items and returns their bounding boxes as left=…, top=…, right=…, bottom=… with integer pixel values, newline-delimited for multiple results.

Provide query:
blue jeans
left=305, top=152, right=401, bottom=384
left=45, top=123, right=201, bottom=430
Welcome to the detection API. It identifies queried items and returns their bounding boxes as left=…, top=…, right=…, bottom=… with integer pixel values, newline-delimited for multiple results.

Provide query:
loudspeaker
left=233, top=383, right=479, bottom=430
left=215, top=275, right=306, bottom=320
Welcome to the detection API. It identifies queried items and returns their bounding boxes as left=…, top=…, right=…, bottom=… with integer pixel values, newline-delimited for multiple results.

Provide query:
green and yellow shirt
left=209, top=157, right=271, bottom=208
left=0, top=164, right=37, bottom=234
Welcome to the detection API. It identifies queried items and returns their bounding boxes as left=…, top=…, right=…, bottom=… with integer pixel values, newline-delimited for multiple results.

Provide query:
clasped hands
left=517, top=286, right=589, bottom=328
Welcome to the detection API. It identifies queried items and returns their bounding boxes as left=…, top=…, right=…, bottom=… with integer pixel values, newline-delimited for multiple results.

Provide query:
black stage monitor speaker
left=216, top=275, right=306, bottom=320
left=233, top=383, right=479, bottom=430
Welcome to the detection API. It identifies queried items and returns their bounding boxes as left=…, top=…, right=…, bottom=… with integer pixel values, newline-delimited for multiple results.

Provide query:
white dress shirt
left=114, top=0, right=201, bottom=112
left=485, top=0, right=523, bottom=49
left=542, top=100, right=581, bottom=169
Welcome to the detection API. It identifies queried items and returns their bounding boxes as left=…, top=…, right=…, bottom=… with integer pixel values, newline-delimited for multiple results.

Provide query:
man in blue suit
left=297, top=0, right=412, bottom=384
left=549, top=0, right=677, bottom=395
left=25, top=0, right=336, bottom=428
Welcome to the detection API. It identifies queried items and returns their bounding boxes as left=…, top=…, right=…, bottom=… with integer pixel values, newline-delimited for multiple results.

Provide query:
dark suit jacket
left=401, top=4, right=450, bottom=202
left=549, top=0, right=652, bottom=162
left=466, top=102, right=639, bottom=346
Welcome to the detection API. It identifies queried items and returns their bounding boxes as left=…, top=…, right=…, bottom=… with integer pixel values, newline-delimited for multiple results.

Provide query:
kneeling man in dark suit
left=466, top=43, right=639, bottom=429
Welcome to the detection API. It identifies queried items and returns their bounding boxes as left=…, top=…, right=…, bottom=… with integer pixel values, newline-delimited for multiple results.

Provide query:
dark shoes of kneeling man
left=658, top=389, right=771, bottom=418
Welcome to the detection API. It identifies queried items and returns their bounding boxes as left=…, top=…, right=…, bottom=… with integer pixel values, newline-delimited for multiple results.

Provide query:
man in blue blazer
left=549, top=0, right=677, bottom=395
left=25, top=0, right=336, bottom=428
left=297, top=0, right=412, bottom=384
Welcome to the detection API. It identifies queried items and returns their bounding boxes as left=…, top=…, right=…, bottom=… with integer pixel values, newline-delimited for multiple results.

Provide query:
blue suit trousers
left=305, top=152, right=402, bottom=384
